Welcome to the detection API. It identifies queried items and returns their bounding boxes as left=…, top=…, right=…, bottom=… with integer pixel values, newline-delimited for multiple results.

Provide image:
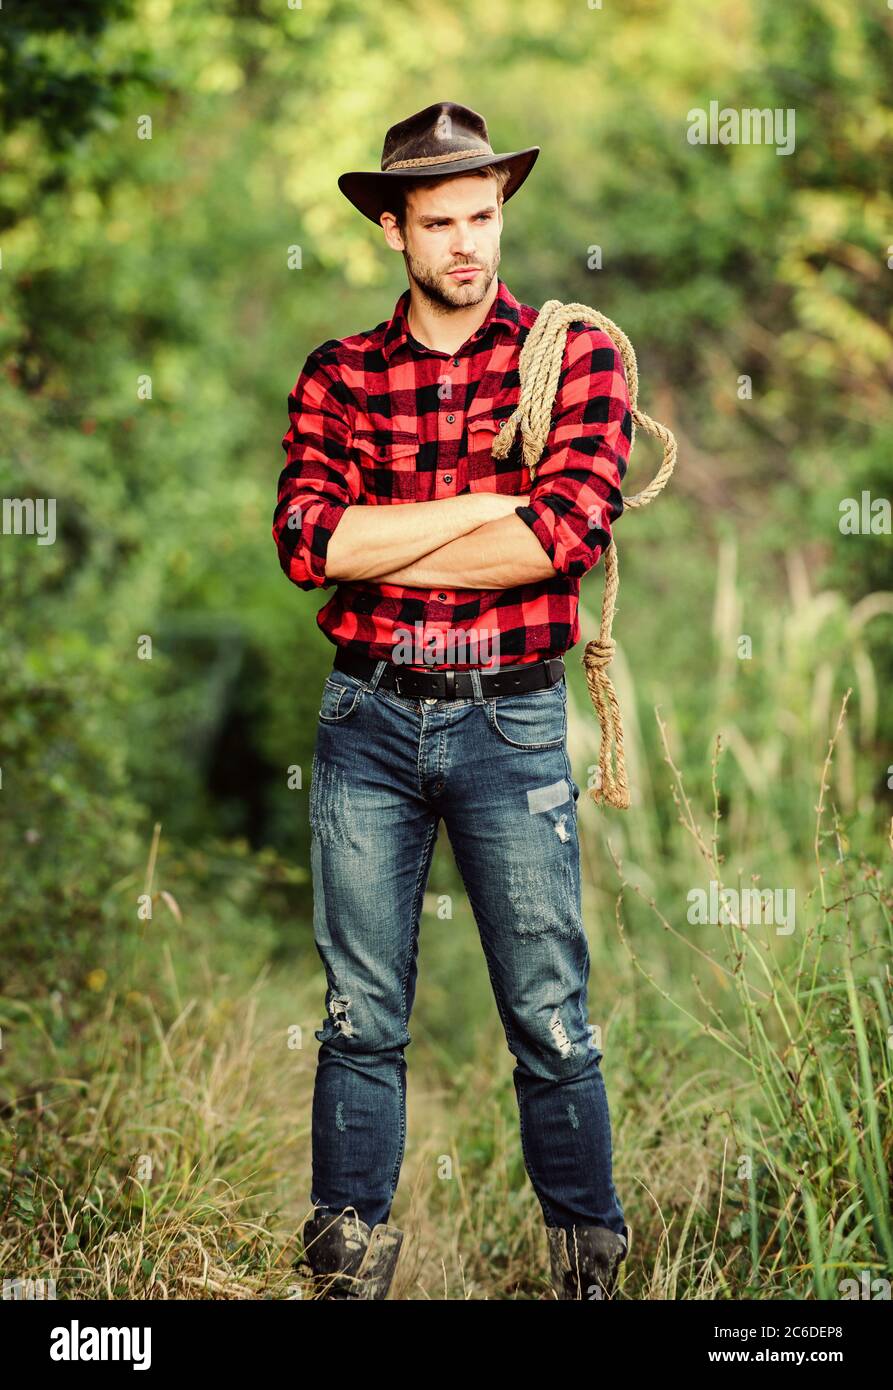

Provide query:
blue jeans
left=307, top=659, right=626, bottom=1238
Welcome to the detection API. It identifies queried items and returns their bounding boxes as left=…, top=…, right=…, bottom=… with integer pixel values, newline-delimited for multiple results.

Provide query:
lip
left=447, top=267, right=481, bottom=278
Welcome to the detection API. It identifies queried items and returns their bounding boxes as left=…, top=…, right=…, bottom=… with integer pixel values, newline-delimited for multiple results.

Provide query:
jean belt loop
left=468, top=668, right=484, bottom=705
left=367, top=659, right=388, bottom=694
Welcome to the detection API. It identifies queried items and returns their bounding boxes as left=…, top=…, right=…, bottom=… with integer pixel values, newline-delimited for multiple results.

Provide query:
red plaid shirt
left=273, top=277, right=631, bottom=670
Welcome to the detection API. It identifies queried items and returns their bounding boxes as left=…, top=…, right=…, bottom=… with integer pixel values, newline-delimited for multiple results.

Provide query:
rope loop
left=491, top=300, right=677, bottom=810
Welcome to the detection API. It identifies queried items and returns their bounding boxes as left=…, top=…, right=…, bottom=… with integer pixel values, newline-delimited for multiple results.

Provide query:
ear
left=380, top=211, right=405, bottom=252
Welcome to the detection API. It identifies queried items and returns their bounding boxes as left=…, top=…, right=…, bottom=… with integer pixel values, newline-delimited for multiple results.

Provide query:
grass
left=2, top=546, right=891, bottom=1299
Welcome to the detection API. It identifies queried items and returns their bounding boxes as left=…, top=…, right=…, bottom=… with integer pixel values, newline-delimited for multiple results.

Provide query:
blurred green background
left=1, top=0, right=891, bottom=1300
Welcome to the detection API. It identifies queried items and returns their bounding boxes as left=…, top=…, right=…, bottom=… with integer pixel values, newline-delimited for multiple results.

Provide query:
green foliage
left=0, top=0, right=891, bottom=1301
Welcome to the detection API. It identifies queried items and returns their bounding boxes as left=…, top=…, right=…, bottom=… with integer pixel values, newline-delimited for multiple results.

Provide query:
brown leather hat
left=338, top=101, right=540, bottom=224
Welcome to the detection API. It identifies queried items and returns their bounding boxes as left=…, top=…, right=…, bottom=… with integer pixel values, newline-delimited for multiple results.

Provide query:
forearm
left=374, top=514, right=556, bottom=589
left=325, top=492, right=520, bottom=582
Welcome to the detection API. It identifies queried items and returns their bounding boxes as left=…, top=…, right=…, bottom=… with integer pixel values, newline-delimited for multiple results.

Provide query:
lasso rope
left=491, top=300, right=677, bottom=810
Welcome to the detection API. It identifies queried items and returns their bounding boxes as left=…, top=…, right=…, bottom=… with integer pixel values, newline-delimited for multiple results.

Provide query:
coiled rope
left=491, top=300, right=677, bottom=810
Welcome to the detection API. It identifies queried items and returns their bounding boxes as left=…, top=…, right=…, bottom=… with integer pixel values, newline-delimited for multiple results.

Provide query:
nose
left=450, top=223, right=478, bottom=259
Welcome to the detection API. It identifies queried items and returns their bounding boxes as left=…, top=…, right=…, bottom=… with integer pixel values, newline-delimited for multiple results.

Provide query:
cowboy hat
left=338, top=101, right=540, bottom=225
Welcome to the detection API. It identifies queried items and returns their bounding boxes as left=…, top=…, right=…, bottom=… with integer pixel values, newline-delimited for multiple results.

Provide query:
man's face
left=381, top=174, right=503, bottom=310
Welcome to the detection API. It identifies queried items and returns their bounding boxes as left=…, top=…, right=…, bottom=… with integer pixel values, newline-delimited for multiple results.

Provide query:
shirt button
left=453, top=357, right=460, bottom=367
left=444, top=473, right=452, bottom=484
left=446, top=413, right=455, bottom=423
left=437, top=592, right=447, bottom=601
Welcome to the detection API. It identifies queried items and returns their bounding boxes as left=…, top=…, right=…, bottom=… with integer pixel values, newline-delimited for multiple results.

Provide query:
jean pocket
left=318, top=674, right=366, bottom=724
left=486, top=679, right=567, bottom=749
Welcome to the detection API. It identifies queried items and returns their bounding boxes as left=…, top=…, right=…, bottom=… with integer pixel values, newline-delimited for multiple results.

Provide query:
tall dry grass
left=2, top=541, right=891, bottom=1298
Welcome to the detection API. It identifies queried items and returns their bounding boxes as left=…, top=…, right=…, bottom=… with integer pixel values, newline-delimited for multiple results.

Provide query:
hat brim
left=338, top=147, right=540, bottom=224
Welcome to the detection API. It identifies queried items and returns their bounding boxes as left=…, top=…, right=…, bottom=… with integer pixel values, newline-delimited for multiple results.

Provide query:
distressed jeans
left=307, top=659, right=626, bottom=1238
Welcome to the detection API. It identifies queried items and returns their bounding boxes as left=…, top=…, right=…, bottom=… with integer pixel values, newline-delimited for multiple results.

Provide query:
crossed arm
left=325, top=494, right=556, bottom=589
left=274, top=328, right=631, bottom=595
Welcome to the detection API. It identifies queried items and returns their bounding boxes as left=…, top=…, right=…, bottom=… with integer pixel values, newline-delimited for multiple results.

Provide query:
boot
left=298, top=1206, right=404, bottom=1300
left=546, top=1222, right=631, bottom=1301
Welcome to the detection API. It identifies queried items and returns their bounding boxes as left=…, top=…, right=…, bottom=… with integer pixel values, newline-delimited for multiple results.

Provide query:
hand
left=472, top=490, right=530, bottom=522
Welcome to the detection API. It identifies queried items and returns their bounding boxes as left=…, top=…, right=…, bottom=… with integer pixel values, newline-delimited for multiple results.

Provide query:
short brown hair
left=383, top=163, right=510, bottom=232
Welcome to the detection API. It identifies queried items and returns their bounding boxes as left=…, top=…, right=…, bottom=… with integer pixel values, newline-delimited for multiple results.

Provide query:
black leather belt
left=333, top=649, right=565, bottom=700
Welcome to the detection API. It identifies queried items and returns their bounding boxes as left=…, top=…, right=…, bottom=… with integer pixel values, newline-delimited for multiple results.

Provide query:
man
left=273, top=101, right=631, bottom=1301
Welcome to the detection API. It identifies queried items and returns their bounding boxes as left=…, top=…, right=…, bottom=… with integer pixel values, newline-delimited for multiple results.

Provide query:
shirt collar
left=381, top=276, right=522, bottom=363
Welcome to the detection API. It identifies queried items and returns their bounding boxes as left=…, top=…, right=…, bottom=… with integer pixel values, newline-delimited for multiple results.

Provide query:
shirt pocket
left=465, top=397, right=526, bottom=495
left=352, top=429, right=420, bottom=504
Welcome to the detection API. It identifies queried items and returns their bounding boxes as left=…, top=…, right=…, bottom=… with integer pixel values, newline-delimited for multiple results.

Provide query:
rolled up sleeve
left=514, top=326, right=631, bottom=579
left=272, top=352, right=362, bottom=591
